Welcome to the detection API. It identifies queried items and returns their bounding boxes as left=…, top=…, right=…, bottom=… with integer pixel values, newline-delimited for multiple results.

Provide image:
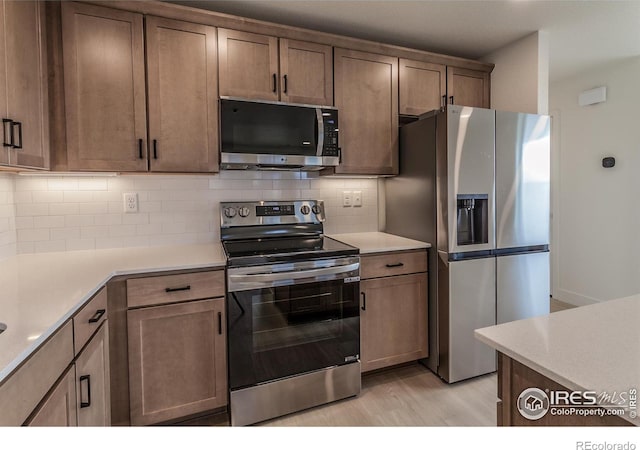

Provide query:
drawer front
left=0, top=321, right=74, bottom=426
left=74, top=286, right=108, bottom=355
left=361, top=250, right=427, bottom=279
left=127, top=270, right=225, bottom=308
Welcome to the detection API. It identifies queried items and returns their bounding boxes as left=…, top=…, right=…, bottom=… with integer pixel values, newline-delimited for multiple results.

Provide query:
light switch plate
left=342, top=191, right=352, bottom=207
left=353, top=191, right=362, bottom=207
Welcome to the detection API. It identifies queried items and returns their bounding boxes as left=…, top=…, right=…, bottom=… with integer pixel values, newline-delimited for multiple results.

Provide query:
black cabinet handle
left=272, top=73, right=277, bottom=93
left=218, top=311, right=222, bottom=335
left=283, top=74, right=288, bottom=94
left=88, top=309, right=106, bottom=324
left=360, top=292, right=366, bottom=311
left=386, top=262, right=404, bottom=268
left=337, top=147, right=342, bottom=164
left=79, top=375, right=91, bottom=408
left=449, top=95, right=454, bottom=105
left=441, top=95, right=446, bottom=110
left=2, top=119, right=12, bottom=147
left=12, top=121, right=22, bottom=149
left=138, top=138, right=143, bottom=159
left=165, top=285, right=191, bottom=293
left=153, top=139, right=158, bottom=159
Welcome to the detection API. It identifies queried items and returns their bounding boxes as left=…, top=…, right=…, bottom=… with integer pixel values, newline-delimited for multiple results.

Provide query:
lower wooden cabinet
left=360, top=271, right=428, bottom=373
left=127, top=298, right=227, bottom=425
left=26, top=367, right=78, bottom=426
left=75, top=324, right=111, bottom=426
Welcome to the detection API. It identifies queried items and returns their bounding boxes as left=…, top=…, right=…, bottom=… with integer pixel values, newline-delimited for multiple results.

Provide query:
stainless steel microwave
left=219, top=98, right=339, bottom=171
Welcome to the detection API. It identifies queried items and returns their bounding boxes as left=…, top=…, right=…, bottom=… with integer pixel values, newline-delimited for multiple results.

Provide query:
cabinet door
left=61, top=2, right=147, bottom=171
left=146, top=17, right=218, bottom=173
left=447, top=66, right=490, bottom=109
left=334, top=48, right=398, bottom=175
left=27, top=367, right=78, bottom=426
left=279, top=39, right=333, bottom=106
left=360, top=273, right=428, bottom=372
left=399, top=59, right=446, bottom=115
left=4, top=0, right=49, bottom=169
left=76, top=323, right=111, bottom=426
left=218, top=28, right=278, bottom=101
left=0, top=2, right=6, bottom=166
left=127, top=298, right=227, bottom=425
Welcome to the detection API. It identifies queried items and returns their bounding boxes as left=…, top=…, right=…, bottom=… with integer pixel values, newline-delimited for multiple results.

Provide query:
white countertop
left=329, top=232, right=430, bottom=254
left=475, top=295, right=640, bottom=425
left=0, top=244, right=226, bottom=384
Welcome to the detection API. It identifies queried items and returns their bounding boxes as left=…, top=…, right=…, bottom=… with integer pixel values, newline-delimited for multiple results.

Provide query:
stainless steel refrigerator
left=385, top=105, right=550, bottom=383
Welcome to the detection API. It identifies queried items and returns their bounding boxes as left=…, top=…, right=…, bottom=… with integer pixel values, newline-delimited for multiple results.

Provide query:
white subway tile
left=16, top=203, right=49, bottom=216
left=17, top=242, right=34, bottom=254
left=80, top=226, right=109, bottom=238
left=95, top=214, right=122, bottom=226
left=65, top=215, right=95, bottom=227
left=15, top=216, right=34, bottom=230
left=33, top=215, right=66, bottom=228
left=49, top=203, right=79, bottom=215
left=15, top=178, right=47, bottom=191
left=14, top=191, right=32, bottom=203
left=162, top=222, right=187, bottom=234
left=51, top=227, right=81, bottom=240
left=64, top=191, right=94, bottom=203
left=95, top=236, right=124, bottom=249
left=136, top=223, right=162, bottom=235
left=78, top=178, right=108, bottom=191
left=17, top=228, right=50, bottom=242
left=34, top=240, right=66, bottom=253
left=122, top=213, right=149, bottom=225
left=140, top=201, right=162, bottom=213
left=32, top=191, right=64, bottom=203
left=108, top=224, right=136, bottom=237
left=79, top=202, right=109, bottom=214
left=66, top=238, right=96, bottom=251
left=48, top=178, right=78, bottom=191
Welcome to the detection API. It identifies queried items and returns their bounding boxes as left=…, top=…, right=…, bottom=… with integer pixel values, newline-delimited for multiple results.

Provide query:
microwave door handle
left=316, top=108, right=324, bottom=156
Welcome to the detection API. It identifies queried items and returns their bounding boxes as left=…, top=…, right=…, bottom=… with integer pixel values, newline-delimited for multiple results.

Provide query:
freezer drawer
left=444, top=257, right=496, bottom=383
left=497, top=252, right=550, bottom=324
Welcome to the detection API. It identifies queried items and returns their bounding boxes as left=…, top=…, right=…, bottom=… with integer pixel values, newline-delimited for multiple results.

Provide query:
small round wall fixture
left=602, top=157, right=615, bottom=168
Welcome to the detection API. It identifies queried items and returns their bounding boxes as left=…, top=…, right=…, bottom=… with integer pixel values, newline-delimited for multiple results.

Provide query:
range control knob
left=312, top=204, right=322, bottom=215
left=238, top=207, right=251, bottom=218
left=300, top=205, right=311, bottom=215
left=223, top=207, right=237, bottom=218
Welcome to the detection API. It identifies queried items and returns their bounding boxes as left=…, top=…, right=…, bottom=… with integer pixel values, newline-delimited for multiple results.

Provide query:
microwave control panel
left=321, top=109, right=339, bottom=157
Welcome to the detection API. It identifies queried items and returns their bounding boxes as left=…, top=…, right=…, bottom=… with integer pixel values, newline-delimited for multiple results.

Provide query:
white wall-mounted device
left=578, top=86, right=607, bottom=107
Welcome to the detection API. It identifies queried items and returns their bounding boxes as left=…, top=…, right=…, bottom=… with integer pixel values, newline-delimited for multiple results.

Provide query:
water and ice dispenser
left=456, top=194, right=489, bottom=246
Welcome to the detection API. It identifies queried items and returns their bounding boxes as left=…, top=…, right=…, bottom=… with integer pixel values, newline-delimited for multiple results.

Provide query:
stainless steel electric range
left=220, top=200, right=361, bottom=426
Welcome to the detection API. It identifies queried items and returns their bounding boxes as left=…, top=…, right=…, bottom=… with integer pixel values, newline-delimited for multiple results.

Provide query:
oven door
left=227, top=258, right=360, bottom=390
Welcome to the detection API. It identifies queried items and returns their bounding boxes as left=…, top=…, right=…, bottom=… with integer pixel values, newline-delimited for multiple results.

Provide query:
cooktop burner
left=223, top=235, right=357, bottom=267
left=219, top=200, right=358, bottom=267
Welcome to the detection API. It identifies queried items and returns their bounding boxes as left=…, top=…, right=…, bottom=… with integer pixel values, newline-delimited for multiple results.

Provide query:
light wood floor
left=178, top=363, right=497, bottom=427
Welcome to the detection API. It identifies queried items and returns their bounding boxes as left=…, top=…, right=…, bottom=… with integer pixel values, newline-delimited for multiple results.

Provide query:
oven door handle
left=229, top=262, right=359, bottom=284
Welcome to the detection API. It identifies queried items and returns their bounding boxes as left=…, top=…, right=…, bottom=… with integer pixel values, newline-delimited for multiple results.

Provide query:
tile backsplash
left=11, top=171, right=379, bottom=254
left=0, top=174, right=17, bottom=260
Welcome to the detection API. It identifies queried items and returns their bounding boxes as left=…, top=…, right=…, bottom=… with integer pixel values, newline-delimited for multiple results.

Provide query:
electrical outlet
left=342, top=191, right=352, bottom=207
left=123, top=192, right=138, bottom=213
left=353, top=191, right=362, bottom=207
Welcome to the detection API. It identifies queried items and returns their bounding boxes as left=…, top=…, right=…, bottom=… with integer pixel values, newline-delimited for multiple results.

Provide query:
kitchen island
left=475, top=295, right=639, bottom=426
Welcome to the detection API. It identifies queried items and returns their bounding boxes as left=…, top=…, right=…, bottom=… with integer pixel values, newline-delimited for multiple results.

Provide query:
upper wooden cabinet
left=0, top=0, right=49, bottom=169
left=60, top=3, right=219, bottom=173
left=447, top=66, right=490, bottom=109
left=333, top=48, right=398, bottom=175
left=146, top=16, right=218, bottom=173
left=219, top=28, right=333, bottom=105
left=61, top=2, right=147, bottom=172
left=399, top=59, right=446, bottom=115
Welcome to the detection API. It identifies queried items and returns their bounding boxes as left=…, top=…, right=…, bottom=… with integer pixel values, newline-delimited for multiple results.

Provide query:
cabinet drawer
left=0, top=321, right=74, bottom=426
left=74, top=286, right=107, bottom=355
left=360, top=250, right=427, bottom=279
left=127, top=270, right=225, bottom=308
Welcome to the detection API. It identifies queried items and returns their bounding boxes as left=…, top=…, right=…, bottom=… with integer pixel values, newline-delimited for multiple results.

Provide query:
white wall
left=550, top=56, right=640, bottom=305
left=12, top=171, right=379, bottom=254
left=482, top=31, right=549, bottom=114
left=0, top=173, right=16, bottom=260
